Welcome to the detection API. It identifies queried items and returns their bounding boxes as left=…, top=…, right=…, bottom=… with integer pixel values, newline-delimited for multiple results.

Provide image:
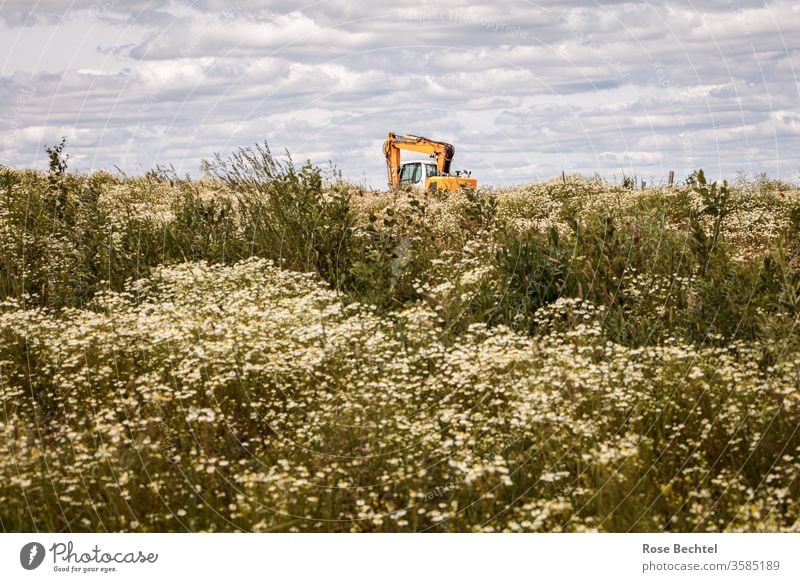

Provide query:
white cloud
left=0, top=0, right=797, bottom=185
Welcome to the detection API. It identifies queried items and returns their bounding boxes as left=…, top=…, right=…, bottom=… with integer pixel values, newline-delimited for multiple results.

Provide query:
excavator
left=383, top=132, right=477, bottom=192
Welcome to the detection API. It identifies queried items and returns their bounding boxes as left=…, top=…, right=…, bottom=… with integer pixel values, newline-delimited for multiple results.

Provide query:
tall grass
left=1, top=144, right=799, bottom=531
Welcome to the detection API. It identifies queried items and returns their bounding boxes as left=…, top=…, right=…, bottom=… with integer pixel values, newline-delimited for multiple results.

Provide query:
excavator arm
left=383, top=132, right=456, bottom=190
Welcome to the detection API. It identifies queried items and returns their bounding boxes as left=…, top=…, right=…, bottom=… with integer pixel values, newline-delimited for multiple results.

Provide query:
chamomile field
left=2, top=144, right=800, bottom=532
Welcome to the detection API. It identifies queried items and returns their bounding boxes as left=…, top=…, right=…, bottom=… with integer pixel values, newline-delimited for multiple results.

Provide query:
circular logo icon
left=20, top=542, right=46, bottom=570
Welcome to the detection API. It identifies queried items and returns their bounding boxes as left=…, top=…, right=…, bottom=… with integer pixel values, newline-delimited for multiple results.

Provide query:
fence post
left=668, top=170, right=674, bottom=187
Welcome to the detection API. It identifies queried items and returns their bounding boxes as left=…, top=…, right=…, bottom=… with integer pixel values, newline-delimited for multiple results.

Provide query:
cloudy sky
left=0, top=0, right=798, bottom=187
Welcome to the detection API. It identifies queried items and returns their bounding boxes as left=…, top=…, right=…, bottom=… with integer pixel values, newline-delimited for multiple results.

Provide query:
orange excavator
left=383, top=132, right=477, bottom=192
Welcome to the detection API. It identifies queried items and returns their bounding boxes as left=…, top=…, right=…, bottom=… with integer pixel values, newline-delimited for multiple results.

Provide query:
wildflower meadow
left=2, top=143, right=800, bottom=532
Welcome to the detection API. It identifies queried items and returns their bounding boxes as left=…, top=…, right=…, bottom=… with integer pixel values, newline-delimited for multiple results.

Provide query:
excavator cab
left=398, top=161, right=439, bottom=188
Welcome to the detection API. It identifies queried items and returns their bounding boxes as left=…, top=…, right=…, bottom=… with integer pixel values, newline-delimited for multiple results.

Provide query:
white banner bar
left=2, top=533, right=799, bottom=581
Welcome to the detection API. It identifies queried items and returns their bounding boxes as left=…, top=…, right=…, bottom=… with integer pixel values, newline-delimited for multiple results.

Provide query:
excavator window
left=425, top=163, right=438, bottom=178
left=400, top=163, right=422, bottom=185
